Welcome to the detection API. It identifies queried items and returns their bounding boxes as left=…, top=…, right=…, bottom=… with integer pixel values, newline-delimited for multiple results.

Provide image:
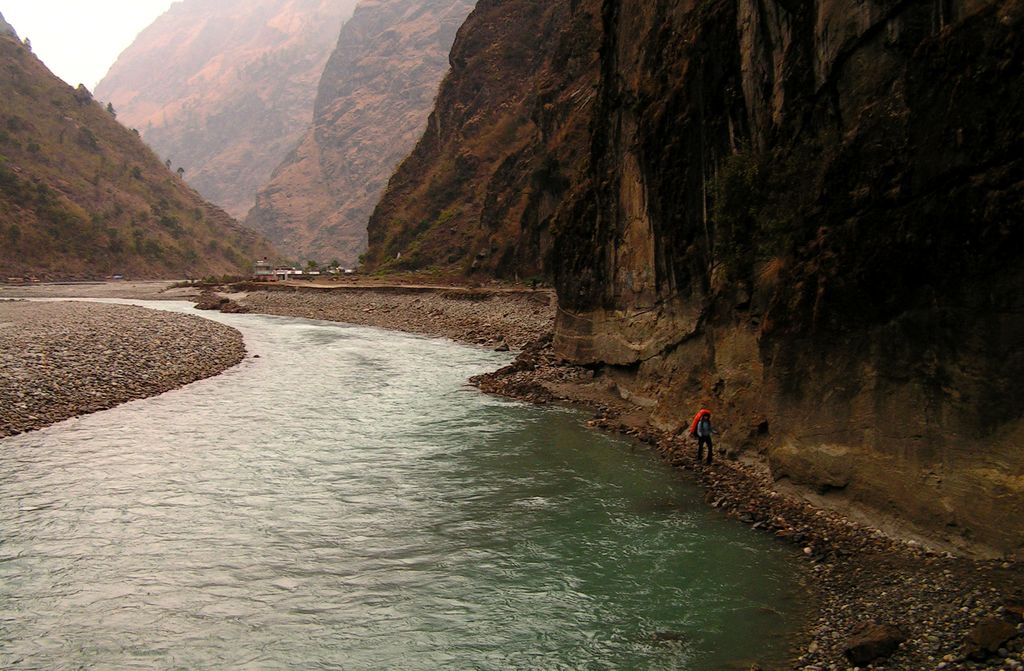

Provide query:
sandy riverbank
left=0, top=300, right=244, bottom=438
left=0, top=280, right=201, bottom=301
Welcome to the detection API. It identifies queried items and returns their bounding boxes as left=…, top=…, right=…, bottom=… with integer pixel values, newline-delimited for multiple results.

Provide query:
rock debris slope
left=244, top=0, right=476, bottom=265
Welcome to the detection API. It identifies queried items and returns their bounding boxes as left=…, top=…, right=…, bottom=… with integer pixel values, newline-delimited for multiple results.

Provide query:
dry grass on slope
left=0, top=36, right=275, bottom=280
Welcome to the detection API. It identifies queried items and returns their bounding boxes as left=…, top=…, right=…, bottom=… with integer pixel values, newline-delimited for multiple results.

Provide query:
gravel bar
left=0, top=300, right=245, bottom=438
left=239, top=287, right=555, bottom=350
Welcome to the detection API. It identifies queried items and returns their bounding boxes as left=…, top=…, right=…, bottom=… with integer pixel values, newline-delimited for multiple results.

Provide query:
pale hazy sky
left=2, top=0, right=181, bottom=90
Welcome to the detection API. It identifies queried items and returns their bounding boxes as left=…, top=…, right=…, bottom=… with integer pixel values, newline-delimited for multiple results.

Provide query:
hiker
left=689, top=408, right=715, bottom=464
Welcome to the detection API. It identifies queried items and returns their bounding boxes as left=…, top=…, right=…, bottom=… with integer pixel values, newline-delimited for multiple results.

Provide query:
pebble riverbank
left=0, top=300, right=245, bottom=438
left=238, top=286, right=554, bottom=350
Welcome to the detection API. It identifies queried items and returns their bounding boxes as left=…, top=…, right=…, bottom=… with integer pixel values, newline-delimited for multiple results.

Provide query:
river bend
left=0, top=301, right=801, bottom=669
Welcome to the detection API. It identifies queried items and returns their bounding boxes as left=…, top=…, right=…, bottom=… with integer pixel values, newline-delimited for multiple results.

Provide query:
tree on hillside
left=177, top=167, right=185, bottom=179
left=106, top=102, right=116, bottom=119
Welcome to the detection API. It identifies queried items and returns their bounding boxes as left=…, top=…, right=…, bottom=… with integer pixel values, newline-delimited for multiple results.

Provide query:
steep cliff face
left=95, top=0, right=358, bottom=219
left=553, top=0, right=1023, bottom=555
left=367, top=0, right=1023, bottom=554
left=0, top=35, right=275, bottom=279
left=362, top=0, right=600, bottom=277
left=245, top=0, right=475, bottom=265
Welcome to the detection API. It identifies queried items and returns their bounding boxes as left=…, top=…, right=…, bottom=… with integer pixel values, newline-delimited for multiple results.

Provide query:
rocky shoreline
left=233, top=285, right=1024, bottom=671
left=4, top=283, right=1022, bottom=669
left=0, top=300, right=245, bottom=438
left=473, top=331, right=1024, bottom=671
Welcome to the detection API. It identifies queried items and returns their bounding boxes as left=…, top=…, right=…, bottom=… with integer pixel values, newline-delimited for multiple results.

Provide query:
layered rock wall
left=552, top=0, right=1023, bottom=555
left=365, top=0, right=1023, bottom=554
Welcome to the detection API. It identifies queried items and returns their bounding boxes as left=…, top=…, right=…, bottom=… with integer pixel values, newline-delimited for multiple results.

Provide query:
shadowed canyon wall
left=95, top=0, right=359, bottom=219
left=363, top=0, right=601, bottom=277
left=245, top=0, right=476, bottom=266
left=368, top=0, right=1024, bottom=555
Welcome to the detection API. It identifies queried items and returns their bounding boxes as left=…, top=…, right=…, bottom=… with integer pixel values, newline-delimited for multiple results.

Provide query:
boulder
left=218, top=299, right=250, bottom=314
left=964, top=617, right=1018, bottom=660
left=843, top=621, right=907, bottom=666
left=1004, top=597, right=1024, bottom=623
left=194, top=291, right=226, bottom=311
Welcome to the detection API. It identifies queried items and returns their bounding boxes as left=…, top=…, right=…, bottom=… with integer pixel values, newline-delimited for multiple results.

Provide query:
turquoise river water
left=0, top=301, right=803, bottom=670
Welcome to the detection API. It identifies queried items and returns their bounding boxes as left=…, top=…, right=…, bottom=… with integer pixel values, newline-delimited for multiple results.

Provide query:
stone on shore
left=1004, top=597, right=1024, bottom=623
left=964, top=617, right=1018, bottom=660
left=842, top=622, right=907, bottom=665
left=194, top=290, right=226, bottom=310
left=195, top=290, right=249, bottom=314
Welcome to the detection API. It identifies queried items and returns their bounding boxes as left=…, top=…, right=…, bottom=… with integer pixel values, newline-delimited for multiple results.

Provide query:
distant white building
left=252, top=259, right=312, bottom=281
left=253, top=258, right=275, bottom=281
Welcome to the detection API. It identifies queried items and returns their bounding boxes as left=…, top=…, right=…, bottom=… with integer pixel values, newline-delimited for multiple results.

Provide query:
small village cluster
left=251, top=258, right=355, bottom=282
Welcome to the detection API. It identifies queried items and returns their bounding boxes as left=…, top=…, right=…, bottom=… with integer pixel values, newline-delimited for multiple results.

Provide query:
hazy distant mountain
left=244, top=0, right=475, bottom=266
left=95, top=0, right=359, bottom=219
left=0, top=33, right=276, bottom=280
left=0, top=11, right=17, bottom=39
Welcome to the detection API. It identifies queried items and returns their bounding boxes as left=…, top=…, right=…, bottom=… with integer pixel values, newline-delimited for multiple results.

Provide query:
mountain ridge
left=244, top=0, right=476, bottom=265
left=0, top=34, right=276, bottom=280
left=362, top=0, right=598, bottom=276
left=95, top=0, right=359, bottom=219
left=0, top=11, right=17, bottom=39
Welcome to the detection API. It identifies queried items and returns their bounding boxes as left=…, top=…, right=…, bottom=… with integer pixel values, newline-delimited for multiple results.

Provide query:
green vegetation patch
left=710, top=138, right=829, bottom=280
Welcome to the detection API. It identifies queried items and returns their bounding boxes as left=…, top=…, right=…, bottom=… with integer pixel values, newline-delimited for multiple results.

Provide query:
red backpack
left=689, top=408, right=711, bottom=436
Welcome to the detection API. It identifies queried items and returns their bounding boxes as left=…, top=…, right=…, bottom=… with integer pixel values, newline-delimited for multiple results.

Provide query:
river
left=0, top=302, right=802, bottom=669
